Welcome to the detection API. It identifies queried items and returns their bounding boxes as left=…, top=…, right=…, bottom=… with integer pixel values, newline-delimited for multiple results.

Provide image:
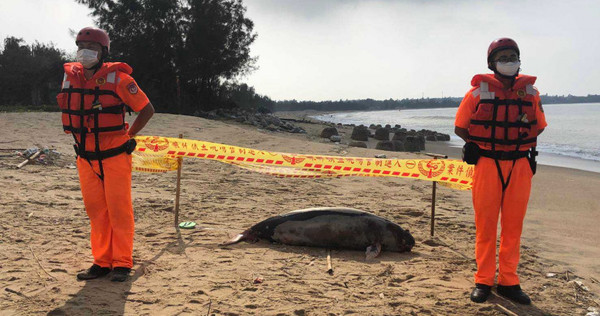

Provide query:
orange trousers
left=472, top=156, right=533, bottom=286
left=77, top=153, right=134, bottom=269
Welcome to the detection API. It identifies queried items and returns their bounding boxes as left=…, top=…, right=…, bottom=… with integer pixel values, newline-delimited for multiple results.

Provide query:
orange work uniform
left=57, top=62, right=150, bottom=269
left=455, top=74, right=547, bottom=286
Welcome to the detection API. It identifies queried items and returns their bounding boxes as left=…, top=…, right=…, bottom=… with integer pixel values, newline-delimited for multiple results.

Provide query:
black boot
left=111, top=267, right=131, bottom=282
left=497, top=284, right=531, bottom=305
left=76, top=264, right=111, bottom=280
left=470, top=283, right=492, bottom=303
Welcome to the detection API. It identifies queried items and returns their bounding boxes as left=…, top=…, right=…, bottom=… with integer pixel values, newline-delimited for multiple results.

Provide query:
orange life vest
left=57, top=62, right=131, bottom=137
left=467, top=74, right=539, bottom=153
left=57, top=62, right=137, bottom=180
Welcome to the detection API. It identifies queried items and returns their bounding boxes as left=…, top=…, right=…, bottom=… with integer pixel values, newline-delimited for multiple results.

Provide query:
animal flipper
left=221, top=230, right=249, bottom=246
left=221, top=234, right=244, bottom=246
left=221, top=229, right=258, bottom=246
left=365, top=243, right=382, bottom=260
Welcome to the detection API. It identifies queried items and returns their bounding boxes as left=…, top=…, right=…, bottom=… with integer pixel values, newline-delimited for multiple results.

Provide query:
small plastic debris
left=375, top=154, right=387, bottom=158
left=16, top=147, right=61, bottom=167
left=546, top=273, right=556, bottom=278
left=570, top=280, right=590, bottom=292
left=37, top=154, right=47, bottom=164
left=253, top=277, right=263, bottom=284
left=21, top=147, right=40, bottom=158
left=178, top=221, right=196, bottom=229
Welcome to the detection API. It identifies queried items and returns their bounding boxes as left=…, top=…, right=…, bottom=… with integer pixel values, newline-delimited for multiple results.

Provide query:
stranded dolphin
left=222, top=207, right=415, bottom=259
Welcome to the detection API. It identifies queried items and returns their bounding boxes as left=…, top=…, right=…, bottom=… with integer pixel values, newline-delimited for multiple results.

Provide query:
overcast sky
left=1, top=0, right=599, bottom=101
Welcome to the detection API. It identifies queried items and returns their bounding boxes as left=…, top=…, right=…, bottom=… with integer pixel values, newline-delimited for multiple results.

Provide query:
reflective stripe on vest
left=62, top=73, right=70, bottom=89
left=526, top=84, right=535, bottom=96
left=107, top=72, right=116, bottom=84
left=479, top=82, right=495, bottom=100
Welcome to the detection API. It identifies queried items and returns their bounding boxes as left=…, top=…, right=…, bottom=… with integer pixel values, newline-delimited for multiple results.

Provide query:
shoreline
left=281, top=109, right=600, bottom=174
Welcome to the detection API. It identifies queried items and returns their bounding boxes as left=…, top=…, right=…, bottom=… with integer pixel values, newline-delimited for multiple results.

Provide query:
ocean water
left=312, top=103, right=600, bottom=173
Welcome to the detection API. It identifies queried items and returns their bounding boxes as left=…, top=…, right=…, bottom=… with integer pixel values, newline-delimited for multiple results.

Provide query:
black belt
left=75, top=139, right=137, bottom=161
left=468, top=135, right=537, bottom=146
left=64, top=124, right=126, bottom=134
left=480, top=149, right=529, bottom=161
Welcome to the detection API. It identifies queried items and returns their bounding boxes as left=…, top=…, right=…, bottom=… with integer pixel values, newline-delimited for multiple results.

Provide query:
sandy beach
left=1, top=112, right=599, bottom=315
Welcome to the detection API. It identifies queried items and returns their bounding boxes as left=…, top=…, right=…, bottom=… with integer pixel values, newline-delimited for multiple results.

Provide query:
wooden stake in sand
left=424, top=153, right=447, bottom=237
left=5, top=288, right=32, bottom=301
left=174, top=134, right=184, bottom=227
left=28, top=245, right=57, bottom=280
left=17, top=151, right=41, bottom=169
left=494, top=304, right=519, bottom=316
left=326, top=249, right=333, bottom=275
left=205, top=299, right=212, bottom=316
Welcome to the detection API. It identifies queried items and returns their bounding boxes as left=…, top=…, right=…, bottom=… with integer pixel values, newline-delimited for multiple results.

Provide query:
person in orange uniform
left=454, top=38, right=547, bottom=304
left=57, top=27, right=154, bottom=282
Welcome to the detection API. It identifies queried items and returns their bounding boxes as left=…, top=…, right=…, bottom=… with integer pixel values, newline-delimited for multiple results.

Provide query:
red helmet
left=76, top=27, right=110, bottom=52
left=487, top=37, right=519, bottom=62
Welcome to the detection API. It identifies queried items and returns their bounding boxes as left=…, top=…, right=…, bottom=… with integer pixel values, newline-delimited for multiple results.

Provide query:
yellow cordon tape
left=132, top=150, right=179, bottom=173
left=132, top=136, right=474, bottom=190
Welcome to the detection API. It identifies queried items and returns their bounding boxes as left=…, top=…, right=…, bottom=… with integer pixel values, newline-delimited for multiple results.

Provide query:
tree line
left=272, top=94, right=600, bottom=112
left=274, top=97, right=463, bottom=112
left=0, top=0, right=274, bottom=113
left=274, top=94, right=600, bottom=111
left=540, top=94, right=600, bottom=104
left=0, top=37, right=66, bottom=108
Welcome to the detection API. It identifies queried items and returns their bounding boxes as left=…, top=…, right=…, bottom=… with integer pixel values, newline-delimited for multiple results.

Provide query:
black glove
left=528, top=147, right=538, bottom=175
left=462, top=142, right=480, bottom=165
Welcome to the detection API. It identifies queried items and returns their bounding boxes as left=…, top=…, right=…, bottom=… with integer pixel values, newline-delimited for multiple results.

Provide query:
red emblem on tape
left=418, top=160, right=446, bottom=178
left=282, top=155, right=306, bottom=165
left=142, top=136, right=169, bottom=152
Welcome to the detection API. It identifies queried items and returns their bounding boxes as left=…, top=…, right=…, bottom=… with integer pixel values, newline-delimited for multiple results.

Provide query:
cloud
left=0, top=0, right=94, bottom=54
left=243, top=0, right=600, bottom=100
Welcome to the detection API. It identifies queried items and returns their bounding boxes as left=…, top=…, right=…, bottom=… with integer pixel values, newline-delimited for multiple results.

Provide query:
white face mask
left=76, top=49, right=99, bottom=68
left=496, top=61, right=521, bottom=76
